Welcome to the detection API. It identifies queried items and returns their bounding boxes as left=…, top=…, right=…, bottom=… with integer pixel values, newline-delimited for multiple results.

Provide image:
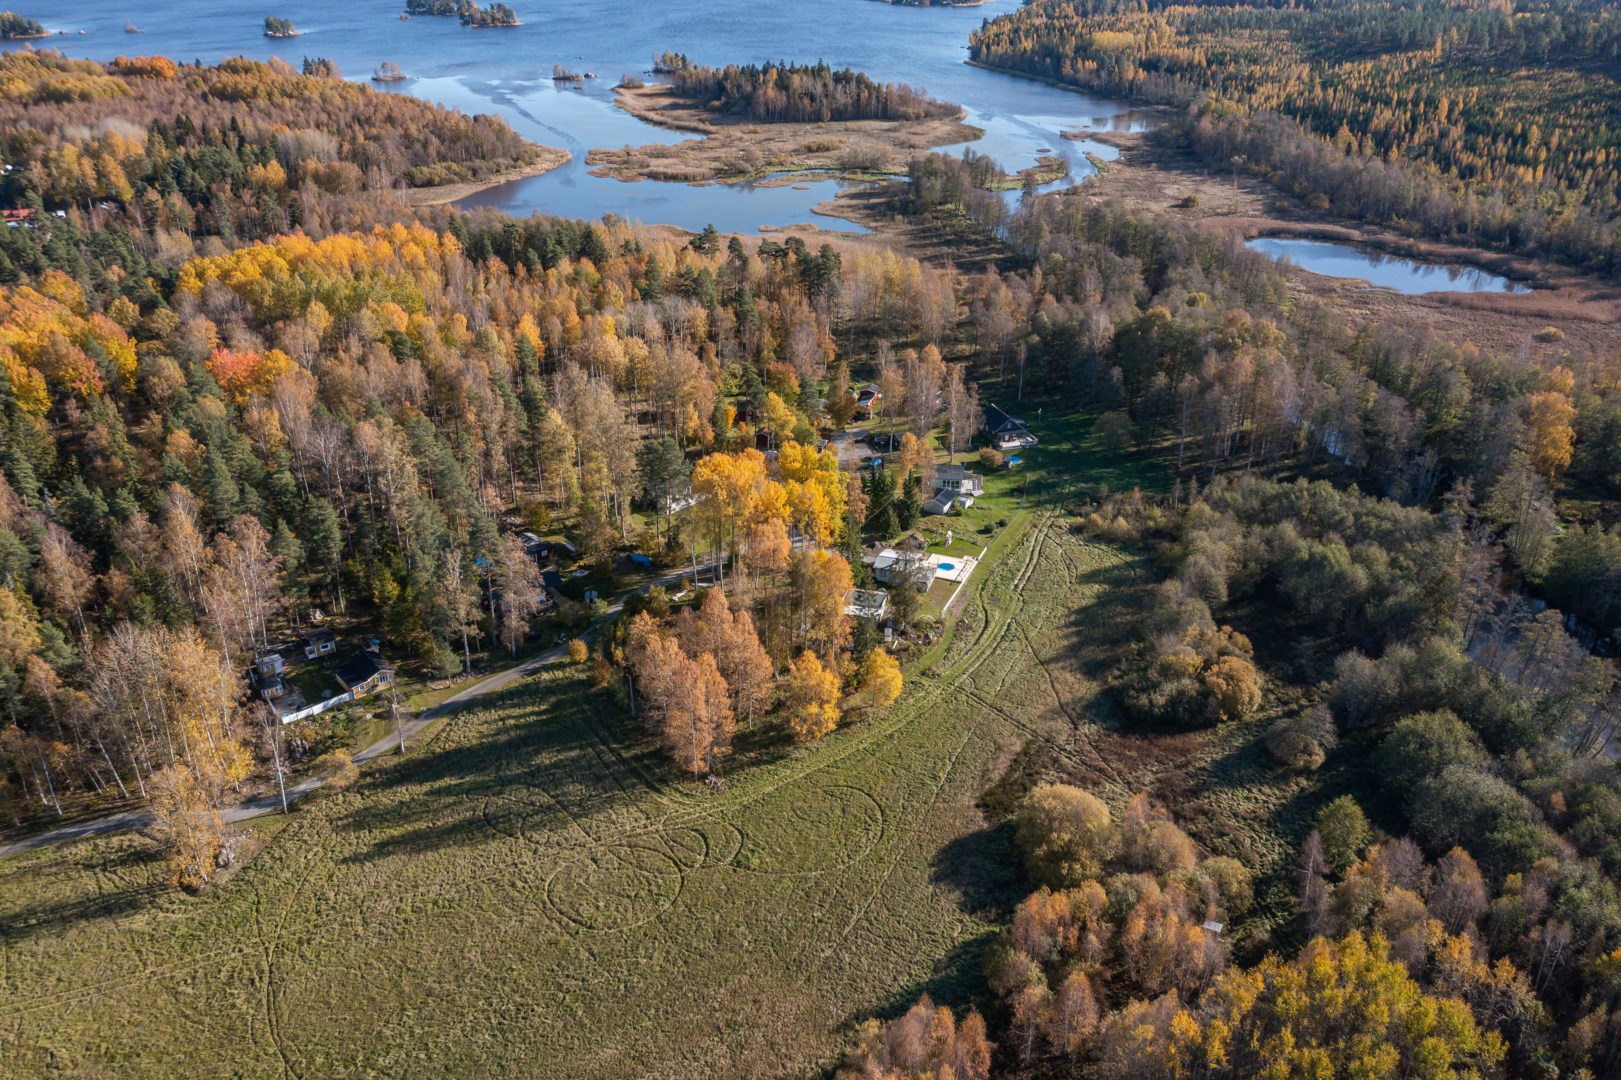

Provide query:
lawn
left=0, top=516, right=1159, bottom=1079
left=875, top=399, right=1174, bottom=555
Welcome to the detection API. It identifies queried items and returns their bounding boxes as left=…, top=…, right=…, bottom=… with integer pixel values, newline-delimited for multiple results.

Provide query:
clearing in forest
left=1, top=519, right=1142, bottom=1078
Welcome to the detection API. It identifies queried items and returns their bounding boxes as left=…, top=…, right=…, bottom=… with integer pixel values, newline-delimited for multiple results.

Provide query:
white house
left=868, top=548, right=934, bottom=589
left=843, top=589, right=890, bottom=622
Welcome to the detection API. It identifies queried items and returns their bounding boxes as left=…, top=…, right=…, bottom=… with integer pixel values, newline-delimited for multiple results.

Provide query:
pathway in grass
left=0, top=519, right=1138, bottom=1078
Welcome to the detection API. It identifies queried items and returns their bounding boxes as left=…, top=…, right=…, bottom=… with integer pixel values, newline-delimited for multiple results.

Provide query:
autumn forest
left=3, top=5, right=1621, bottom=1078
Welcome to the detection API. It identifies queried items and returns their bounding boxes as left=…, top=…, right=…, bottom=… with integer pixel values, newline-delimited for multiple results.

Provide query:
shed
left=301, top=629, right=337, bottom=660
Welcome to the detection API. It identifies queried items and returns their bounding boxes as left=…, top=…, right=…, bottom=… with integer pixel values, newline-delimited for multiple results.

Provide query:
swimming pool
left=1007, top=456, right=1023, bottom=465
left=938, top=562, right=956, bottom=572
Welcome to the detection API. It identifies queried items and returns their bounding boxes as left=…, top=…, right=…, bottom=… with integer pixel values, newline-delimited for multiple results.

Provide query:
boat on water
left=372, top=61, right=407, bottom=83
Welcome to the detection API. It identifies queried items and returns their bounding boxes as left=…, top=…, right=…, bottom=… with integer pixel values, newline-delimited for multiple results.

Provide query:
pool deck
left=927, top=552, right=977, bottom=583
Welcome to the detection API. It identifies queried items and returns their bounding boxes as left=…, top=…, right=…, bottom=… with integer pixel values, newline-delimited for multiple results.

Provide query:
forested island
left=588, top=66, right=973, bottom=184
left=0, top=10, right=45, bottom=39
left=400, top=0, right=517, bottom=27
left=668, top=59, right=956, bottom=123
left=970, top=0, right=1621, bottom=275
left=262, top=16, right=298, bottom=39
left=458, top=1, right=518, bottom=27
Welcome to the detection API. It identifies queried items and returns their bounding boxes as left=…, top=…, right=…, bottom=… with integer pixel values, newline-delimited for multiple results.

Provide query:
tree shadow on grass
left=837, top=931, right=1002, bottom=1034
left=930, top=822, right=1025, bottom=922
left=1, top=846, right=166, bottom=944
left=330, top=678, right=689, bottom=865
left=729, top=720, right=797, bottom=766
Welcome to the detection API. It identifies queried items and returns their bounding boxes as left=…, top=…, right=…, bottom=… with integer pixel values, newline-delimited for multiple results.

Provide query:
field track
left=2, top=519, right=1146, bottom=1078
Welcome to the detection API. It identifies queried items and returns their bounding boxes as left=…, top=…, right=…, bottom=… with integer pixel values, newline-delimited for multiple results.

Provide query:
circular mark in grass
left=703, top=820, right=746, bottom=867
left=547, top=844, right=685, bottom=932
left=734, top=784, right=883, bottom=876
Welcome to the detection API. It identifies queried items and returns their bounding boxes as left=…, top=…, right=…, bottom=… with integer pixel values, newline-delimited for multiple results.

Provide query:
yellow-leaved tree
left=149, top=766, right=228, bottom=893
left=1096, top=931, right=1506, bottom=1079
left=783, top=650, right=841, bottom=742
left=1527, top=390, right=1576, bottom=480
left=859, top=648, right=903, bottom=710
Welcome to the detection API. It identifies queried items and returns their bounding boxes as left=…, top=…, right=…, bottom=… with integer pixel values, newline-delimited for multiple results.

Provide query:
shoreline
left=400, top=145, right=572, bottom=206
left=964, top=58, right=1175, bottom=115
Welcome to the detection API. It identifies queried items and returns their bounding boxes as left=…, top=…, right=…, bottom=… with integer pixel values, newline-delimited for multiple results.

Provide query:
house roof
left=843, top=588, right=889, bottom=620
left=983, top=403, right=1029, bottom=432
left=334, top=650, right=386, bottom=689
left=302, top=629, right=336, bottom=645
left=936, top=463, right=967, bottom=481
left=870, top=547, right=918, bottom=569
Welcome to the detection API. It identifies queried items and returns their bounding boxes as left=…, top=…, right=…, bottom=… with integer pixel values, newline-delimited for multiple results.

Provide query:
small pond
left=1246, top=237, right=1530, bottom=295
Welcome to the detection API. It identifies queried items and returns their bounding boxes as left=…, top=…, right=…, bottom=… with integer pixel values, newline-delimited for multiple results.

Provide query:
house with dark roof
left=983, top=404, right=1038, bottom=450
left=334, top=651, right=394, bottom=698
left=518, top=533, right=577, bottom=563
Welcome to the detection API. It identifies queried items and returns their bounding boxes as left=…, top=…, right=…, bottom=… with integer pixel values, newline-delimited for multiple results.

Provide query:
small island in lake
left=458, top=2, right=518, bottom=27
left=0, top=11, right=47, bottom=40
left=263, top=16, right=299, bottom=39
left=373, top=61, right=406, bottom=83
left=401, top=0, right=516, bottom=27
left=651, top=50, right=691, bottom=75
left=587, top=60, right=977, bottom=185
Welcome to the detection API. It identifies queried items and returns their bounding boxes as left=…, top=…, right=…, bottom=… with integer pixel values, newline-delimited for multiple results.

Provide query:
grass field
left=0, top=514, right=1163, bottom=1079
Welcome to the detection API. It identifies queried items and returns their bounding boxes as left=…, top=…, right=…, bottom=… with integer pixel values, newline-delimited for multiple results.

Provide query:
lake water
left=1246, top=237, right=1531, bottom=295
left=15, top=0, right=1148, bottom=232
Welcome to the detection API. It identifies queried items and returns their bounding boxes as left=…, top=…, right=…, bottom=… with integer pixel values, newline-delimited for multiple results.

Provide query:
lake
left=15, top=0, right=1146, bottom=232
left=1246, top=237, right=1531, bottom=295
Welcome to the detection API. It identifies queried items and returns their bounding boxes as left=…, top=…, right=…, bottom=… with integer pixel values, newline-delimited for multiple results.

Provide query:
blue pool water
left=938, top=562, right=956, bottom=571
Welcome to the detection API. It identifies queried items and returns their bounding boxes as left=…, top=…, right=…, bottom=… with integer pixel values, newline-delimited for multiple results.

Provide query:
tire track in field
left=6, top=518, right=1065, bottom=1033
left=777, top=520, right=1058, bottom=965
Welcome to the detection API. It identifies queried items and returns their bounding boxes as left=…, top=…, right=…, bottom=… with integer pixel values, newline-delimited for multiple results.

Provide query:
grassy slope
left=0, top=409, right=1322, bottom=1076
left=0, top=513, right=1151, bottom=1078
